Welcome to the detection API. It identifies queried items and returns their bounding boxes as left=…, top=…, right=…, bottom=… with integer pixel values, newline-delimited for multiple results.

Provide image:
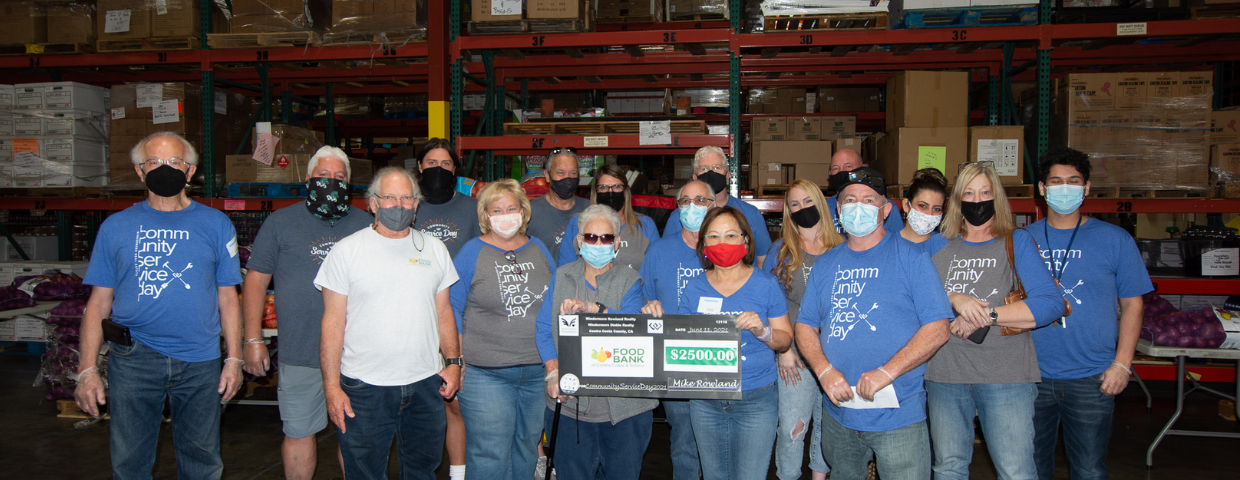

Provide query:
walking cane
left=545, top=399, right=562, bottom=480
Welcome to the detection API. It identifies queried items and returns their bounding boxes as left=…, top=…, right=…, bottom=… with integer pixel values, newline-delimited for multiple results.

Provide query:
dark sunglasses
left=841, top=170, right=885, bottom=191
left=502, top=250, right=524, bottom=275
left=549, top=147, right=577, bottom=155
left=582, top=233, right=616, bottom=245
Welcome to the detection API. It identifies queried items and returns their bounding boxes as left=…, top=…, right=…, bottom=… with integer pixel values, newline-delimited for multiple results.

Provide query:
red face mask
left=705, top=243, right=747, bottom=268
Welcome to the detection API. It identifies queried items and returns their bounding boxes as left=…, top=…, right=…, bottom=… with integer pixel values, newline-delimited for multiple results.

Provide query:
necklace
left=1043, top=215, right=1082, bottom=328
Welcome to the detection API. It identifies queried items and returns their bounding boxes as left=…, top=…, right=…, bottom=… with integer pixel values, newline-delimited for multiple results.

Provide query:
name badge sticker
left=697, top=297, right=723, bottom=315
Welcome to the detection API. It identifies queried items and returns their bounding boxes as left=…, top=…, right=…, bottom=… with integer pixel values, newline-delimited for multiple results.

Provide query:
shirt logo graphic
left=134, top=225, right=192, bottom=300
left=828, top=267, right=880, bottom=341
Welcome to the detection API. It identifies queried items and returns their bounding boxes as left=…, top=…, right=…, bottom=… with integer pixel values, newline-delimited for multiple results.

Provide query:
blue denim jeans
left=458, top=364, right=544, bottom=480
left=820, top=412, right=931, bottom=480
left=1033, top=375, right=1115, bottom=480
left=662, top=399, right=701, bottom=480
left=926, top=381, right=1038, bottom=480
left=776, top=365, right=828, bottom=479
left=543, top=407, right=653, bottom=479
left=689, top=383, right=779, bottom=480
left=336, top=374, right=446, bottom=480
left=107, top=340, right=222, bottom=480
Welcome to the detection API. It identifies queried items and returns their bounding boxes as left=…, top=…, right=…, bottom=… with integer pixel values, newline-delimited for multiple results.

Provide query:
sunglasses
left=549, top=147, right=577, bottom=155
left=582, top=233, right=616, bottom=245
left=841, top=170, right=885, bottom=191
left=502, top=250, right=524, bottom=275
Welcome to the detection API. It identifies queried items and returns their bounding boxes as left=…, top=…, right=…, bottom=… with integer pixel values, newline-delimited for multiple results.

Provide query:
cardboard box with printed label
left=855, top=87, right=883, bottom=112
left=886, top=70, right=969, bottom=130
left=151, top=0, right=204, bottom=37
left=528, top=0, right=586, bottom=18
left=1057, top=73, right=1117, bottom=112
left=1179, top=71, right=1214, bottom=105
left=877, top=127, right=968, bottom=186
left=1115, top=73, right=1147, bottom=110
left=1145, top=72, right=1180, bottom=102
left=750, top=117, right=787, bottom=141
left=598, top=0, right=663, bottom=20
left=473, top=0, right=524, bottom=21
left=1212, top=144, right=1240, bottom=197
left=43, top=82, right=109, bottom=112
left=968, top=126, right=1024, bottom=184
left=821, top=116, right=857, bottom=136
left=0, top=3, right=47, bottom=45
left=816, top=87, right=847, bottom=113
left=834, top=136, right=863, bottom=156
left=786, top=117, right=821, bottom=141
left=775, top=88, right=807, bottom=114
left=226, top=154, right=310, bottom=183
left=1212, top=110, right=1240, bottom=146
left=750, top=141, right=832, bottom=189
left=13, top=84, right=45, bottom=111
left=97, top=0, right=153, bottom=40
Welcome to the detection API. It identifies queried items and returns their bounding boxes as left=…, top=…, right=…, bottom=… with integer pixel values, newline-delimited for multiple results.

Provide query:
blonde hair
left=476, top=179, right=532, bottom=235
left=940, top=163, right=1015, bottom=239
left=774, top=179, right=844, bottom=291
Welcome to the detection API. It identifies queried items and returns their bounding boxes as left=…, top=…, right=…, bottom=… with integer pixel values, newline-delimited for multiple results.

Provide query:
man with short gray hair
left=662, top=146, right=772, bottom=267
left=528, top=147, right=589, bottom=255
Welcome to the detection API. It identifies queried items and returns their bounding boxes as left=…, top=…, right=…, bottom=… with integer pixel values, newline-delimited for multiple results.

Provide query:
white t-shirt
left=314, top=227, right=459, bottom=386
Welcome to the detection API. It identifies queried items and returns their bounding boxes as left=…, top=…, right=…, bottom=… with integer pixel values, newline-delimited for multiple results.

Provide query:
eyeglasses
left=503, top=250, right=524, bottom=275
left=839, top=170, right=885, bottom=192
left=597, top=184, right=625, bottom=193
left=677, top=196, right=712, bottom=207
left=377, top=194, right=417, bottom=204
left=143, top=157, right=186, bottom=169
left=582, top=233, right=616, bottom=245
left=696, top=164, right=728, bottom=174
left=704, top=233, right=745, bottom=243
left=549, top=147, right=577, bottom=155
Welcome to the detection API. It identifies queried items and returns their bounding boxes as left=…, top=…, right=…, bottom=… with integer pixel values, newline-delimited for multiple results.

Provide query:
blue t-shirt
left=827, top=194, right=905, bottom=237
left=662, top=196, right=772, bottom=257
left=798, top=232, right=953, bottom=432
left=678, top=268, right=788, bottom=391
left=1029, top=218, right=1153, bottom=380
left=84, top=201, right=243, bottom=362
left=639, top=234, right=705, bottom=310
left=557, top=213, right=658, bottom=271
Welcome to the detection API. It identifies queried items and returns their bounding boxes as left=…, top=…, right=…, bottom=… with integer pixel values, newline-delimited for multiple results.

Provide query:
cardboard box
left=1115, top=73, right=1147, bottom=110
left=854, top=87, right=883, bottom=112
left=786, top=117, right=821, bottom=141
left=1211, top=144, right=1240, bottom=190
left=821, top=116, right=856, bottom=136
left=877, top=127, right=968, bottom=185
left=1058, top=73, right=1117, bottom=112
left=816, top=87, right=847, bottom=113
left=473, top=0, right=523, bottom=21
left=46, top=4, right=97, bottom=45
left=834, top=136, right=863, bottom=156
left=1212, top=110, right=1240, bottom=146
left=1180, top=71, right=1214, bottom=109
left=226, top=154, right=310, bottom=183
left=598, top=0, right=663, bottom=19
left=0, top=114, right=11, bottom=136
left=750, top=141, right=832, bottom=188
left=0, top=85, right=13, bottom=111
left=529, top=0, right=585, bottom=18
left=13, top=84, right=45, bottom=110
left=96, top=0, right=153, bottom=40
left=776, top=88, right=807, bottom=114
left=150, top=0, right=203, bottom=37
left=750, top=117, right=787, bottom=141
left=886, top=70, right=969, bottom=130
left=43, top=82, right=109, bottom=112
left=969, top=126, right=1024, bottom=184
left=331, top=0, right=418, bottom=33
left=1145, top=72, right=1180, bottom=101
left=349, top=157, right=373, bottom=184
left=0, top=3, right=47, bottom=45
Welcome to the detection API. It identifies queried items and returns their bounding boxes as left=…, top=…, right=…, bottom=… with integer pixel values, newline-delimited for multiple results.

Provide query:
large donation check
left=556, top=313, right=742, bottom=400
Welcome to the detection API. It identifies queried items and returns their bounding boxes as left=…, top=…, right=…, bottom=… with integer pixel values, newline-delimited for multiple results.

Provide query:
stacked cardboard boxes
left=666, top=0, right=726, bottom=20
left=0, top=1, right=96, bottom=46
left=748, top=115, right=859, bottom=189
left=228, top=124, right=372, bottom=184
left=473, top=0, right=524, bottom=21
left=1051, top=71, right=1213, bottom=189
left=95, top=0, right=226, bottom=44
left=228, top=0, right=330, bottom=34
left=816, top=87, right=883, bottom=113
left=748, top=87, right=809, bottom=114
left=877, top=70, right=976, bottom=186
left=2, top=82, right=110, bottom=188
left=598, top=0, right=664, bottom=21
left=1208, top=109, right=1240, bottom=196
left=328, top=0, right=419, bottom=36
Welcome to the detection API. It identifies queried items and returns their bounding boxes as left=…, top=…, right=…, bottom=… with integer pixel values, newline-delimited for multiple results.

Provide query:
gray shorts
left=277, top=364, right=328, bottom=439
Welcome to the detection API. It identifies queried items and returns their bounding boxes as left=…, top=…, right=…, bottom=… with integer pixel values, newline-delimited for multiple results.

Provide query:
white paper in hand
left=838, top=385, right=900, bottom=409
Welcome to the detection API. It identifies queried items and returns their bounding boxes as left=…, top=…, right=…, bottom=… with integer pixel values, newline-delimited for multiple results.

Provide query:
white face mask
left=906, top=208, right=942, bottom=236
left=488, top=212, right=522, bottom=238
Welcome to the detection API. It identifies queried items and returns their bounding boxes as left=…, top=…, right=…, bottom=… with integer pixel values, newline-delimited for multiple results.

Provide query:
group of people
left=73, top=131, right=1152, bottom=480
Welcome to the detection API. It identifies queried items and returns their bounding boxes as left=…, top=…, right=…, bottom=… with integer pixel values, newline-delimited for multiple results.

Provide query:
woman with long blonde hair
left=767, top=179, right=844, bottom=480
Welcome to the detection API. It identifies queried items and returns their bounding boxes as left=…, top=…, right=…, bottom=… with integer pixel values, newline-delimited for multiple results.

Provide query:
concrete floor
left=3, top=354, right=1238, bottom=479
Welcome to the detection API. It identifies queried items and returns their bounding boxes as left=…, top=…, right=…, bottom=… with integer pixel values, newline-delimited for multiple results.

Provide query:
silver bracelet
left=877, top=366, right=895, bottom=382
left=224, top=357, right=245, bottom=367
left=244, top=337, right=265, bottom=345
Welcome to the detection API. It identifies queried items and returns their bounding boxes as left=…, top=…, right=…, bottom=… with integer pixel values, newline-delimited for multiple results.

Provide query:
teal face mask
left=839, top=202, right=880, bottom=237
left=680, top=204, right=709, bottom=232
left=580, top=242, right=617, bottom=268
left=1045, top=184, right=1085, bottom=215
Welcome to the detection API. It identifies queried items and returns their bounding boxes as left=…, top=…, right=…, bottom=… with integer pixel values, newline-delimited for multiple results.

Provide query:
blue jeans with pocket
left=107, top=340, right=223, bottom=480
left=336, top=374, right=446, bottom=480
left=1033, top=375, right=1115, bottom=480
left=689, top=383, right=779, bottom=480
left=543, top=407, right=653, bottom=479
left=775, top=364, right=829, bottom=479
left=458, top=364, right=544, bottom=480
left=820, top=412, right=931, bottom=480
left=926, top=381, right=1038, bottom=480
left=662, top=399, right=701, bottom=479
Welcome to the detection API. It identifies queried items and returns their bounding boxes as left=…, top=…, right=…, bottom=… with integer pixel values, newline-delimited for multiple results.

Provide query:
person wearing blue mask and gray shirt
left=537, top=205, right=653, bottom=479
left=1028, top=148, right=1152, bottom=480
left=663, top=146, right=772, bottom=268
left=639, top=179, right=719, bottom=480
left=796, top=167, right=952, bottom=480
left=528, top=147, right=590, bottom=256
left=242, top=145, right=372, bottom=480
left=414, top=138, right=480, bottom=258
left=826, top=149, right=904, bottom=236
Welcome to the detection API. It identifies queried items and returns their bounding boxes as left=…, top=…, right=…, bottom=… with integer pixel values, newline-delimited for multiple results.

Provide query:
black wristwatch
left=595, top=302, right=607, bottom=314
left=989, top=307, right=999, bottom=325
left=445, top=357, right=463, bottom=367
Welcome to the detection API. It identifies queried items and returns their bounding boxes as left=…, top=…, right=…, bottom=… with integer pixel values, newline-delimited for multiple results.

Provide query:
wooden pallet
left=763, top=13, right=888, bottom=32
left=96, top=36, right=200, bottom=52
left=467, top=18, right=590, bottom=35
left=207, top=31, right=321, bottom=49
left=667, top=12, right=727, bottom=22
left=1191, top=4, right=1240, bottom=20
left=886, top=183, right=1034, bottom=199
left=1086, top=186, right=1211, bottom=198
left=321, top=28, right=428, bottom=46
left=0, top=43, right=94, bottom=56
left=503, top=120, right=707, bottom=136
left=0, top=187, right=100, bottom=198
left=596, top=15, right=660, bottom=25
left=892, top=5, right=1038, bottom=29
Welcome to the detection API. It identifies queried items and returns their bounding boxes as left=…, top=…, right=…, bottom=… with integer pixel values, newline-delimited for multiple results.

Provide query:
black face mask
left=144, top=164, right=188, bottom=197
left=698, top=170, right=728, bottom=196
left=790, top=206, right=821, bottom=229
left=418, top=167, right=456, bottom=205
left=960, top=199, right=996, bottom=227
left=596, top=191, right=626, bottom=213
left=549, top=176, right=578, bottom=200
left=827, top=170, right=850, bottom=192
left=306, top=177, right=350, bottom=221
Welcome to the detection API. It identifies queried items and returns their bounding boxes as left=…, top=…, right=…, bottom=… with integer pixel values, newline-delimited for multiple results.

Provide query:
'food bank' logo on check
left=581, top=337, right=653, bottom=378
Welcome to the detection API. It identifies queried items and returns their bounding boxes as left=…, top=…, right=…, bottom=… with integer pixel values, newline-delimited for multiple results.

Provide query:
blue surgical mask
left=1045, top=184, right=1085, bottom=215
left=580, top=242, right=617, bottom=268
left=680, top=204, right=709, bottom=232
left=839, top=202, right=880, bottom=237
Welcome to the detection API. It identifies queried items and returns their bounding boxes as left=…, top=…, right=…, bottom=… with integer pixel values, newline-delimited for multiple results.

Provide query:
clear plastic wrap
left=761, top=0, right=892, bottom=15
left=323, top=0, right=425, bottom=46
left=0, top=2, right=48, bottom=45
left=672, top=88, right=730, bottom=108
left=46, top=2, right=97, bottom=45
left=221, top=0, right=321, bottom=33
left=667, top=0, right=730, bottom=19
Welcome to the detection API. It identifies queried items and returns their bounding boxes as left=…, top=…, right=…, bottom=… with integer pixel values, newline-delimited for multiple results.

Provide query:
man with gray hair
left=241, top=144, right=372, bottom=479
left=662, top=146, right=773, bottom=267
left=75, top=131, right=244, bottom=478
left=528, top=147, right=589, bottom=256
left=316, top=166, right=462, bottom=479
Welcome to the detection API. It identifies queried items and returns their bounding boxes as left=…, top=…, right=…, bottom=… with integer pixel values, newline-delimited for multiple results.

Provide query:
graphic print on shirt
left=134, top=225, right=191, bottom=300
left=1041, top=247, right=1085, bottom=306
left=828, top=266, right=880, bottom=341
left=553, top=226, right=568, bottom=248
left=421, top=218, right=461, bottom=245
left=943, top=255, right=1000, bottom=302
left=495, top=259, right=548, bottom=320
left=677, top=263, right=704, bottom=306
left=308, top=236, right=345, bottom=265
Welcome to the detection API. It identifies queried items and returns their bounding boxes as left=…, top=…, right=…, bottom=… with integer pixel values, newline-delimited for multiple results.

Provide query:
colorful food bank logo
left=581, top=337, right=653, bottom=378
left=663, top=339, right=739, bottom=373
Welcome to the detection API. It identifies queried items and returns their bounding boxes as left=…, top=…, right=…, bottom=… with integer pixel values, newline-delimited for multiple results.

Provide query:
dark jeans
left=543, top=407, right=653, bottom=480
left=336, top=374, right=446, bottom=480
left=1034, top=375, right=1115, bottom=480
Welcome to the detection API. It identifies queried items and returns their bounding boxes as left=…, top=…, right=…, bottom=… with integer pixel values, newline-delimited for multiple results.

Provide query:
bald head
left=830, top=148, right=863, bottom=176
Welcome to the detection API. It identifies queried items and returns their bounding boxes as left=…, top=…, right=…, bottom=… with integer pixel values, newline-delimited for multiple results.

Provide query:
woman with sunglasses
left=534, top=205, right=655, bottom=479
left=900, top=168, right=948, bottom=245
left=450, top=179, right=556, bottom=480
left=678, top=206, right=793, bottom=480
left=557, top=164, right=658, bottom=271
left=766, top=179, right=844, bottom=480
left=923, top=162, right=1064, bottom=480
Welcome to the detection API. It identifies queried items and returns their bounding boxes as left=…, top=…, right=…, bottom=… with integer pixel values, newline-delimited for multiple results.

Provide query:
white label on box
left=1117, top=23, right=1146, bottom=36
left=639, top=121, right=672, bottom=145
left=17, top=90, right=41, bottom=109
left=14, top=151, right=39, bottom=169
left=45, top=90, right=71, bottom=109
left=152, top=100, right=180, bottom=125
left=492, top=0, right=520, bottom=15
left=104, top=10, right=132, bottom=34
left=256, top=121, right=272, bottom=135
left=1202, top=248, right=1239, bottom=276
left=155, top=0, right=168, bottom=15
left=977, top=139, right=1020, bottom=177
left=583, top=136, right=608, bottom=147
left=136, top=84, right=162, bottom=109
left=214, top=93, right=227, bottom=115
left=111, top=107, right=125, bottom=120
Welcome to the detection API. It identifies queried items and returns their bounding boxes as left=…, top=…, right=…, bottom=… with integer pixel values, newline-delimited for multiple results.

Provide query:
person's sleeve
left=765, top=276, right=789, bottom=319
left=313, top=242, right=349, bottom=295
left=245, top=212, right=279, bottom=275
left=437, top=240, right=460, bottom=293
left=742, top=201, right=772, bottom=255
left=640, top=216, right=659, bottom=241
left=215, top=215, right=243, bottom=286
left=908, top=248, right=954, bottom=326
left=451, top=241, right=480, bottom=332
left=618, top=279, right=645, bottom=314
left=639, top=247, right=658, bottom=300
left=556, top=216, right=578, bottom=268
left=1014, top=231, right=1067, bottom=327
left=924, top=233, right=949, bottom=256
left=535, top=269, right=560, bottom=362
left=1113, top=230, right=1155, bottom=298
left=797, top=258, right=823, bottom=327
left=884, top=205, right=905, bottom=233
left=82, top=221, right=117, bottom=288
left=663, top=208, right=683, bottom=238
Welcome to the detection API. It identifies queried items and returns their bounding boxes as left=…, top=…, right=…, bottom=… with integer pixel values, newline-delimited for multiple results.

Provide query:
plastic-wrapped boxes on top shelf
left=95, top=0, right=226, bottom=46
left=324, top=0, right=423, bottom=44
left=758, top=0, right=890, bottom=16
left=222, top=0, right=330, bottom=33
left=667, top=0, right=728, bottom=20
left=1, top=82, right=110, bottom=188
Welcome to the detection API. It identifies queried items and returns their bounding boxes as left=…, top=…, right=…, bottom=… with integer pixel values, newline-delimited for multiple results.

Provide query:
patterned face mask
left=306, top=177, right=350, bottom=221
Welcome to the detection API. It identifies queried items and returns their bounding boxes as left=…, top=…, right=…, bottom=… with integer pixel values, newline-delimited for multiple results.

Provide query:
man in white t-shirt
left=315, top=167, right=461, bottom=480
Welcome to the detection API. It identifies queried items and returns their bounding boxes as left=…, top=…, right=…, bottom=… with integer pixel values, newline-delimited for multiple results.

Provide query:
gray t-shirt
left=246, top=204, right=373, bottom=368
left=765, top=240, right=819, bottom=326
left=415, top=192, right=480, bottom=257
left=453, top=238, right=554, bottom=368
left=927, top=237, right=1041, bottom=384
left=528, top=196, right=588, bottom=257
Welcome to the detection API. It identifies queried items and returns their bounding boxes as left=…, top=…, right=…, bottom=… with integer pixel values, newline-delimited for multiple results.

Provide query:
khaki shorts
left=277, top=364, right=329, bottom=439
